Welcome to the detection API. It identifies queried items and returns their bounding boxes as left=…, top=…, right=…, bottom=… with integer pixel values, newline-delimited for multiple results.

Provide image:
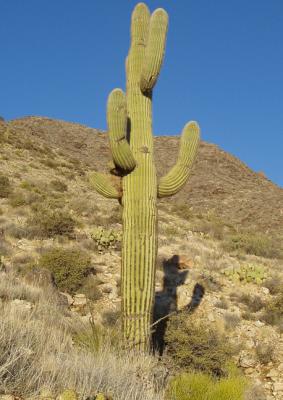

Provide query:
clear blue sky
left=1, top=1, right=283, bottom=187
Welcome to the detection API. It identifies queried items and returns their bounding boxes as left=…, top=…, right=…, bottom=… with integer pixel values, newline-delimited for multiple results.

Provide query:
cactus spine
left=90, top=2, right=200, bottom=350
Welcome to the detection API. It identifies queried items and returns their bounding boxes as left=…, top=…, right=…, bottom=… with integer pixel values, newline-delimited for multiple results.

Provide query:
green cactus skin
left=90, top=2, right=200, bottom=350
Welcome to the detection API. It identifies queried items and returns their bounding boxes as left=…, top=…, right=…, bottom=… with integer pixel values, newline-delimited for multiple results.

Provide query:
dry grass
left=0, top=273, right=166, bottom=400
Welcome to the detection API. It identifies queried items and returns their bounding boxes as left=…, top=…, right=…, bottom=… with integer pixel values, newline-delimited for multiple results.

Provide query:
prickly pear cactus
left=90, top=3, right=200, bottom=350
left=222, top=263, right=268, bottom=284
left=91, top=226, right=122, bottom=252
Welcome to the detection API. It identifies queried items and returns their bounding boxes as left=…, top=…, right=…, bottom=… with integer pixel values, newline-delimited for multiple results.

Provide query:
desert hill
left=0, top=115, right=283, bottom=399
left=2, top=115, right=282, bottom=235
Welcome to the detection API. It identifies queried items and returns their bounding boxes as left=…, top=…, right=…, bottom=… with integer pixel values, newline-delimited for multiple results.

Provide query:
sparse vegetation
left=223, top=232, right=282, bottom=259
left=0, top=277, right=164, bottom=400
left=166, top=371, right=248, bottom=400
left=165, top=312, right=234, bottom=376
left=50, top=179, right=68, bottom=192
left=255, top=342, right=275, bottom=364
left=27, top=207, right=76, bottom=238
left=0, top=173, right=12, bottom=198
left=80, top=275, right=103, bottom=301
left=262, top=293, right=283, bottom=332
left=36, top=247, right=92, bottom=293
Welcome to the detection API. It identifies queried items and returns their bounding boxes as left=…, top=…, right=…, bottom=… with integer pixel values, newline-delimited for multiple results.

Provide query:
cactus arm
left=157, top=121, right=200, bottom=198
left=107, top=89, right=136, bottom=172
left=140, top=8, right=168, bottom=93
left=89, top=171, right=121, bottom=199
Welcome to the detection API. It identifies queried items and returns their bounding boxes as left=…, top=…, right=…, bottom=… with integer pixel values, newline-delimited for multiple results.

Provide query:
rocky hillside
left=0, top=116, right=283, bottom=400
left=2, top=116, right=283, bottom=234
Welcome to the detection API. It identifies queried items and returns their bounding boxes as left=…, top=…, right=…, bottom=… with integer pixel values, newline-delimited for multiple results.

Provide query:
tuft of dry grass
left=0, top=273, right=166, bottom=400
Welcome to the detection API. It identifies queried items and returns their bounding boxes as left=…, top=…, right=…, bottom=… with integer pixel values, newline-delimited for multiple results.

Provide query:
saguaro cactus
left=90, top=2, right=200, bottom=350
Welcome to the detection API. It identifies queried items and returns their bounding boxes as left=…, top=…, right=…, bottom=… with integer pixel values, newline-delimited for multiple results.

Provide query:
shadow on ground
left=152, top=254, right=205, bottom=355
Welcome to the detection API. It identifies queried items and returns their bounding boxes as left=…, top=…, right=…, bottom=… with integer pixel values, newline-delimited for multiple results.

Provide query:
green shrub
left=28, top=207, right=76, bottom=238
left=166, top=372, right=248, bottom=400
left=37, top=247, right=91, bottom=293
left=223, top=232, right=281, bottom=258
left=165, top=312, right=233, bottom=376
left=0, top=174, right=12, bottom=198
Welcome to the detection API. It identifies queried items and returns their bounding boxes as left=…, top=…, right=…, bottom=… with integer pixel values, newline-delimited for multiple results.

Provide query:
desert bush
left=214, top=297, right=229, bottom=310
left=262, top=293, right=283, bottom=332
left=0, top=174, right=12, bottom=198
left=50, top=179, right=68, bottom=192
left=223, top=312, right=241, bottom=330
left=80, top=275, right=103, bottom=301
left=171, top=203, right=193, bottom=220
left=103, top=310, right=121, bottom=327
left=223, top=232, right=281, bottom=259
left=237, top=293, right=265, bottom=313
left=263, top=274, right=283, bottom=295
left=27, top=207, right=76, bottom=238
left=166, top=371, right=248, bottom=400
left=40, top=158, right=59, bottom=169
left=8, top=191, right=27, bottom=207
left=255, top=342, right=275, bottom=364
left=165, top=312, right=233, bottom=376
left=193, top=217, right=225, bottom=240
left=36, top=247, right=91, bottom=293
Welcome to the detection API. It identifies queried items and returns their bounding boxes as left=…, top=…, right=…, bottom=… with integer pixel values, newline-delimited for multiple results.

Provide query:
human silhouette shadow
left=152, top=254, right=205, bottom=355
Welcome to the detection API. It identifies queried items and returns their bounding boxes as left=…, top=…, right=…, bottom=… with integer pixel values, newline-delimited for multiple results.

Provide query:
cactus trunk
left=89, top=2, right=200, bottom=351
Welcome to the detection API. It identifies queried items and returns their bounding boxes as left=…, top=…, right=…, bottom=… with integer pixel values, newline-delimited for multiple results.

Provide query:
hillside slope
left=2, top=116, right=282, bottom=234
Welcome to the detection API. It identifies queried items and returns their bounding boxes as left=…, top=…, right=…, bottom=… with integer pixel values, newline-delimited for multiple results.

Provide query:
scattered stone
left=266, top=369, right=279, bottom=379
left=72, top=294, right=87, bottom=307
left=100, top=283, right=115, bottom=294
left=254, top=320, right=265, bottom=328
left=0, top=395, right=16, bottom=400
left=262, top=287, right=270, bottom=295
left=273, top=382, right=283, bottom=392
left=60, top=292, right=74, bottom=306
left=239, top=353, right=257, bottom=368
left=10, top=299, right=32, bottom=312
left=208, top=314, right=215, bottom=322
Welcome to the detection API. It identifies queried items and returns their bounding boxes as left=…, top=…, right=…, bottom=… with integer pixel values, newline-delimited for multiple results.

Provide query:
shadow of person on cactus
left=152, top=255, right=205, bottom=355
